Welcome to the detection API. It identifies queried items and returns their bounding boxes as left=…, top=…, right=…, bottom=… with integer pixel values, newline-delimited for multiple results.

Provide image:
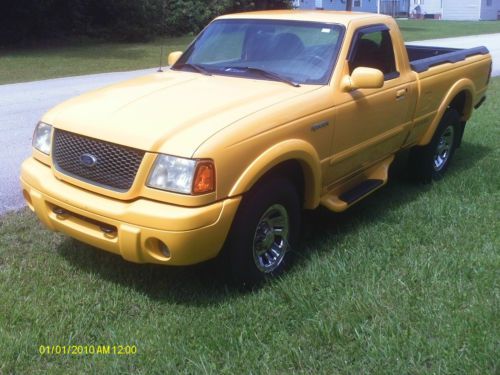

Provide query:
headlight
left=32, top=122, right=52, bottom=155
left=147, top=155, right=215, bottom=195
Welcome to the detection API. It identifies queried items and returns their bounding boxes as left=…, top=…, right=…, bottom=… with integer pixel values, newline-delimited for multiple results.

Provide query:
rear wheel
left=410, top=109, right=461, bottom=182
left=224, top=177, right=301, bottom=287
left=432, top=124, right=455, bottom=172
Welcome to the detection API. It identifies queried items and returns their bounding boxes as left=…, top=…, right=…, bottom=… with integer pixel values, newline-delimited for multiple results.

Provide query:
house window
left=354, top=0, right=361, bottom=6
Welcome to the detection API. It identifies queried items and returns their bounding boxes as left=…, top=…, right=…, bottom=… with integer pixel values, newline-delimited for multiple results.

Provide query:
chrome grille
left=52, top=129, right=145, bottom=191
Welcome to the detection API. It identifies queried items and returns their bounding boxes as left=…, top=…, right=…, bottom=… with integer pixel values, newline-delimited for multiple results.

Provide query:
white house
left=294, top=0, right=414, bottom=17
left=294, top=0, right=382, bottom=13
left=410, top=0, right=442, bottom=17
left=442, top=0, right=500, bottom=20
left=411, top=0, right=500, bottom=20
left=295, top=0, right=500, bottom=20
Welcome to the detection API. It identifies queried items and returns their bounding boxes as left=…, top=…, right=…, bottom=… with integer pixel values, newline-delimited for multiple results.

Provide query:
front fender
left=228, top=139, right=321, bottom=209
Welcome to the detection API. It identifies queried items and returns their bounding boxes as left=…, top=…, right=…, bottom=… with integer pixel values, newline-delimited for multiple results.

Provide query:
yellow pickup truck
left=21, top=11, right=491, bottom=285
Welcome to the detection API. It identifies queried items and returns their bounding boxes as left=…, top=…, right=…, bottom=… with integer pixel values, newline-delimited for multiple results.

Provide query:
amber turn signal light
left=193, top=161, right=215, bottom=194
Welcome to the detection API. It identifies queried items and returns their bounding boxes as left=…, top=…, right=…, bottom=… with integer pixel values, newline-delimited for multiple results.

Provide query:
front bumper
left=20, top=158, right=241, bottom=265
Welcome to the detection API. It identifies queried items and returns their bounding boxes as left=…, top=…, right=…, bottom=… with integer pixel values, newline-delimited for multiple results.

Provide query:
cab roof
left=217, top=10, right=390, bottom=26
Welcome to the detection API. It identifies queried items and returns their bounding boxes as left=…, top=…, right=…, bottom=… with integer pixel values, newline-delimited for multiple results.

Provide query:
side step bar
left=320, top=155, right=394, bottom=212
left=339, top=179, right=384, bottom=204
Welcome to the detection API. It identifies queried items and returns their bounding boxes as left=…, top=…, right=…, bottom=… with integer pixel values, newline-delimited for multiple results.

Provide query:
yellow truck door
left=328, top=25, right=417, bottom=184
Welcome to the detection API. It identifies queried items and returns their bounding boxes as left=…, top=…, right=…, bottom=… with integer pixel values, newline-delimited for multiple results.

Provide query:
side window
left=349, top=29, right=398, bottom=80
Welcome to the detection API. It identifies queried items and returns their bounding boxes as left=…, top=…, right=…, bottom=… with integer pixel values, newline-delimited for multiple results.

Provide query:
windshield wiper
left=223, top=66, right=300, bottom=87
left=176, top=63, right=212, bottom=76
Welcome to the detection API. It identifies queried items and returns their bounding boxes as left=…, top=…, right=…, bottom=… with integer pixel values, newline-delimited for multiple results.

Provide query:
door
left=327, top=25, right=417, bottom=184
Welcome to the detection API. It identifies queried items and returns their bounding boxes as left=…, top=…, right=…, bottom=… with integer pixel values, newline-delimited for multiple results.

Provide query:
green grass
left=398, top=19, right=500, bottom=41
left=1, top=20, right=499, bottom=84
left=0, top=36, right=194, bottom=85
left=1, top=78, right=498, bottom=373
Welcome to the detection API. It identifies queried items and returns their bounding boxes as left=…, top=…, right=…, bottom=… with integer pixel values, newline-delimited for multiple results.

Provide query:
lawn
left=397, top=19, right=500, bottom=41
left=0, top=36, right=193, bottom=85
left=0, top=78, right=498, bottom=372
left=1, top=19, right=499, bottom=84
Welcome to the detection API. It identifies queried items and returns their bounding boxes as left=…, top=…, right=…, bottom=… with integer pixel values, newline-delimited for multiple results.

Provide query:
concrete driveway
left=1, top=33, right=499, bottom=214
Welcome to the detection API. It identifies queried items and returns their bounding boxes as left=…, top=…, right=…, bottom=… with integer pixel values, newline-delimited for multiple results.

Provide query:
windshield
left=173, top=19, right=344, bottom=85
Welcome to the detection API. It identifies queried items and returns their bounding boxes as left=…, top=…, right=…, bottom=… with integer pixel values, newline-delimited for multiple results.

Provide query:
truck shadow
left=56, top=141, right=491, bottom=305
left=298, top=141, right=491, bottom=262
left=56, top=240, right=238, bottom=306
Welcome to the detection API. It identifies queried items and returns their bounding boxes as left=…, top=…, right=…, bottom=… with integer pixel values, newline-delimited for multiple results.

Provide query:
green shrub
left=0, top=0, right=293, bottom=45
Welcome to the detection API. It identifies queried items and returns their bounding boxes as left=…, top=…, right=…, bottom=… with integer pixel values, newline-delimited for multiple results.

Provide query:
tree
left=0, top=0, right=294, bottom=45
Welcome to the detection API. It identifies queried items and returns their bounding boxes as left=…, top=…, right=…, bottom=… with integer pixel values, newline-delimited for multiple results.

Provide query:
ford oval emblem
left=80, top=153, right=98, bottom=167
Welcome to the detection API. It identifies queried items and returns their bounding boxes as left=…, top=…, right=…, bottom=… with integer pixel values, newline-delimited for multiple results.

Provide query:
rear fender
left=418, top=79, right=475, bottom=146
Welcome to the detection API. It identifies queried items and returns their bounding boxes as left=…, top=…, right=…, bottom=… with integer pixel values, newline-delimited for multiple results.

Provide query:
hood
left=43, top=70, right=320, bottom=157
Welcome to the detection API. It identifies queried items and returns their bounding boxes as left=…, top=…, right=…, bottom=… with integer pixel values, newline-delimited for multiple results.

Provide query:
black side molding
left=474, top=96, right=486, bottom=109
left=410, top=46, right=490, bottom=73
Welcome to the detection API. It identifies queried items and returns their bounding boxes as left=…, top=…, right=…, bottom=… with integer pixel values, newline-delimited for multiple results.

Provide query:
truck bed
left=406, top=45, right=489, bottom=73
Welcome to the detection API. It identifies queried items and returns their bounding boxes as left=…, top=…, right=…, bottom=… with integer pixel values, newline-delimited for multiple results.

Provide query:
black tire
left=223, top=177, right=301, bottom=287
left=409, top=109, right=461, bottom=182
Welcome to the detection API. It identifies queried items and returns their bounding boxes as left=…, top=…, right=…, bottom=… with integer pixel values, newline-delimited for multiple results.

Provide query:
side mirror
left=168, top=51, right=183, bottom=66
left=342, top=67, right=384, bottom=91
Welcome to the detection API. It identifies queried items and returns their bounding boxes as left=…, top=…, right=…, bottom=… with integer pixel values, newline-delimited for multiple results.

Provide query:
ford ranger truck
left=21, top=11, right=491, bottom=285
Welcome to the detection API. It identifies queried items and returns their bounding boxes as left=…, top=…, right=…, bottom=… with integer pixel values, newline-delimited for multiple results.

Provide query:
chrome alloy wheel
left=433, top=125, right=455, bottom=172
left=252, top=204, right=290, bottom=273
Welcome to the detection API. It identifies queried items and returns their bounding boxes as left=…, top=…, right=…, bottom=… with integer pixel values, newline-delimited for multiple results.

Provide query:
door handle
left=396, top=88, right=408, bottom=100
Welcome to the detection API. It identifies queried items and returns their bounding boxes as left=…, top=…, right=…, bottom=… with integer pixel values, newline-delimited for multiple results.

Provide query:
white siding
left=442, top=0, right=481, bottom=20
left=322, top=0, right=378, bottom=12
left=480, top=0, right=500, bottom=20
left=417, top=0, right=442, bottom=15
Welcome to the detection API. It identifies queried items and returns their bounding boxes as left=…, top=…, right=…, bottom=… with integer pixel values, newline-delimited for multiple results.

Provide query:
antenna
left=158, top=46, right=164, bottom=72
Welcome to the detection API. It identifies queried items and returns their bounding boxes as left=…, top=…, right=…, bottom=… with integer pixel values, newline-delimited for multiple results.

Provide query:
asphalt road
left=1, top=33, right=499, bottom=214
left=0, top=68, right=153, bottom=213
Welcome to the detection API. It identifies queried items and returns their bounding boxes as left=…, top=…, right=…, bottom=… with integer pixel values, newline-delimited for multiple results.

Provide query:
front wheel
left=223, top=177, right=301, bottom=287
left=409, top=109, right=461, bottom=182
